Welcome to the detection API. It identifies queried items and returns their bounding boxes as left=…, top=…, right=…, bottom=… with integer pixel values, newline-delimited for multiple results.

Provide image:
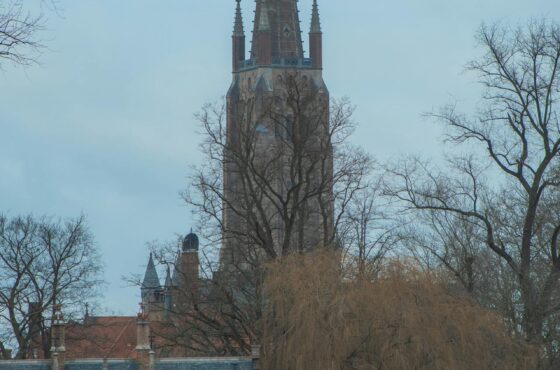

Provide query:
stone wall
left=0, top=360, right=51, bottom=370
left=0, top=358, right=252, bottom=370
left=156, top=358, right=252, bottom=370
left=65, top=359, right=138, bottom=370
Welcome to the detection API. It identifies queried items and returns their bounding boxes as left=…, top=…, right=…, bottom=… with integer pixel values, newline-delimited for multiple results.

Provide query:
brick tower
left=222, top=0, right=332, bottom=268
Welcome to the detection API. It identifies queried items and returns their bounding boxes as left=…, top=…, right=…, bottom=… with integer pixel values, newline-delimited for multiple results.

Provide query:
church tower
left=223, top=0, right=332, bottom=267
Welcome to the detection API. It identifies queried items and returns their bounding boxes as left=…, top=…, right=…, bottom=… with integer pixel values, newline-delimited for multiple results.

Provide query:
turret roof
left=141, top=253, right=161, bottom=289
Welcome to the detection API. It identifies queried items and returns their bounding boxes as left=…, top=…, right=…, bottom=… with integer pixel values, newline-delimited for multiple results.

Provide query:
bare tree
left=338, top=179, right=397, bottom=280
left=186, top=73, right=369, bottom=262
left=0, top=0, right=47, bottom=67
left=386, top=21, right=560, bottom=350
left=0, top=0, right=62, bottom=68
left=160, top=73, right=371, bottom=356
left=0, top=214, right=102, bottom=359
left=397, top=191, right=525, bottom=332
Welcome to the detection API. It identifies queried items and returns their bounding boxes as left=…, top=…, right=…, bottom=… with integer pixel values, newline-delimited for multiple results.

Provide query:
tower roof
left=251, top=0, right=304, bottom=60
left=182, top=230, right=199, bottom=252
left=141, top=253, right=161, bottom=289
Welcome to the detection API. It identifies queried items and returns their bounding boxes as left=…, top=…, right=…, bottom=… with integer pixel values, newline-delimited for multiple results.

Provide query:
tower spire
left=309, top=0, right=323, bottom=69
left=233, top=0, right=245, bottom=37
left=232, top=0, right=246, bottom=72
left=310, top=0, right=321, bottom=33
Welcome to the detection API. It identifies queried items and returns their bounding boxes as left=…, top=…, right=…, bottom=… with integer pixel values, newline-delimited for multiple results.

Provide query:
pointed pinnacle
left=310, top=0, right=321, bottom=33
left=164, top=266, right=172, bottom=287
left=142, top=253, right=161, bottom=289
left=233, top=0, right=245, bottom=37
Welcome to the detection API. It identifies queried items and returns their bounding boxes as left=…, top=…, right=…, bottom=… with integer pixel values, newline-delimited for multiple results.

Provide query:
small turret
left=164, top=266, right=173, bottom=287
left=163, top=267, right=173, bottom=313
left=170, top=229, right=201, bottom=309
left=181, top=230, right=200, bottom=291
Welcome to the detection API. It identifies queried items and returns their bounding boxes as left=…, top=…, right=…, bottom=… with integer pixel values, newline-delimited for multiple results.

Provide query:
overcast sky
left=1, top=0, right=559, bottom=315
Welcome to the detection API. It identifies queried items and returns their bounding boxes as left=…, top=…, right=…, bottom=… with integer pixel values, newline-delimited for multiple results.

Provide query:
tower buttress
left=232, top=0, right=246, bottom=72
left=309, top=0, right=323, bottom=69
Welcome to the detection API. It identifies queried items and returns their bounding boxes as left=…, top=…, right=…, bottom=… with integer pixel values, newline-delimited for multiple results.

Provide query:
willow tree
left=262, top=251, right=537, bottom=370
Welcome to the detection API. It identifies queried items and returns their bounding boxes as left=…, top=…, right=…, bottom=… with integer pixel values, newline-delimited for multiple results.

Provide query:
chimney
left=149, top=350, right=156, bottom=370
left=28, top=302, right=42, bottom=357
left=50, top=304, right=66, bottom=366
left=52, top=352, right=60, bottom=370
left=135, top=305, right=151, bottom=352
left=135, top=304, right=151, bottom=370
left=251, top=344, right=261, bottom=370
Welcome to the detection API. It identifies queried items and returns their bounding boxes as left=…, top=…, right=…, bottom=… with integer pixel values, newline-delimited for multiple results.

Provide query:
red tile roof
left=65, top=316, right=138, bottom=359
